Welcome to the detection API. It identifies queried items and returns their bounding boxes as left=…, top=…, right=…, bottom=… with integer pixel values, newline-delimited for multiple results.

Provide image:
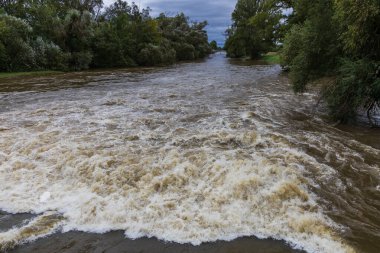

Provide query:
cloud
left=103, top=0, right=236, bottom=46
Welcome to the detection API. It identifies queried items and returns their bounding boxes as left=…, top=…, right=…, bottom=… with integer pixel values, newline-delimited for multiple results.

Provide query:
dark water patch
left=337, top=124, right=380, bottom=149
left=10, top=231, right=304, bottom=253
left=0, top=212, right=35, bottom=232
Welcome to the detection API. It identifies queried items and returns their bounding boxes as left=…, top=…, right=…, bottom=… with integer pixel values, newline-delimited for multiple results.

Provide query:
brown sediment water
left=0, top=53, right=379, bottom=253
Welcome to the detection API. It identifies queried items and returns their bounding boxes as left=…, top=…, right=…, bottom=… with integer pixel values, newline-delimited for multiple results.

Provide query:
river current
left=0, top=53, right=379, bottom=253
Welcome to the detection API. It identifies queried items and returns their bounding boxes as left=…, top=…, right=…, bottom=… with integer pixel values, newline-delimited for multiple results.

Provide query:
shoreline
left=0, top=211, right=304, bottom=253
left=0, top=52, right=281, bottom=82
left=0, top=71, right=64, bottom=79
left=0, top=53, right=218, bottom=81
left=10, top=230, right=305, bottom=253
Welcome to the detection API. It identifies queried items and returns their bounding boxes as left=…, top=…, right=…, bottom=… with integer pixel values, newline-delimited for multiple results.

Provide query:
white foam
left=0, top=78, right=358, bottom=253
left=39, top=192, right=51, bottom=203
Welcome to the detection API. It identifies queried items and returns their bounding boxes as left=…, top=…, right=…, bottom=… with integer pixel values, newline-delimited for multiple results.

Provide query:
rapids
left=0, top=53, right=379, bottom=253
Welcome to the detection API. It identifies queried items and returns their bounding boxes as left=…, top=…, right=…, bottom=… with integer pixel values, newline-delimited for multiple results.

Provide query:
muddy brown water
left=0, top=53, right=379, bottom=253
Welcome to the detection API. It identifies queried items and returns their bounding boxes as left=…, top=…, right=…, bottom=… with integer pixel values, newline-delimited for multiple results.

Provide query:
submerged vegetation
left=0, top=0, right=212, bottom=72
left=226, top=0, right=380, bottom=124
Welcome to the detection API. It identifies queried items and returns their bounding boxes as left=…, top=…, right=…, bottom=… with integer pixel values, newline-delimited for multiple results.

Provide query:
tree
left=92, top=1, right=161, bottom=67
left=210, top=40, right=218, bottom=50
left=156, top=13, right=211, bottom=61
left=280, top=0, right=380, bottom=123
left=325, top=59, right=380, bottom=123
left=225, top=0, right=283, bottom=58
left=0, top=14, right=35, bottom=71
left=281, top=0, right=339, bottom=92
left=334, top=0, right=380, bottom=60
left=326, top=0, right=380, bottom=123
left=63, top=10, right=94, bottom=70
left=0, top=0, right=212, bottom=72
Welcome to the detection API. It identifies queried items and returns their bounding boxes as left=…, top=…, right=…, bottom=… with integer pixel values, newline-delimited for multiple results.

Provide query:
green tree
left=225, top=0, right=283, bottom=58
left=210, top=40, right=218, bottom=50
left=281, top=0, right=380, bottom=123
left=0, top=14, right=35, bottom=71
left=0, top=0, right=212, bottom=71
left=334, top=0, right=380, bottom=60
left=326, top=0, right=380, bottom=122
left=33, top=37, right=69, bottom=70
left=325, top=59, right=380, bottom=123
left=92, top=1, right=161, bottom=67
left=281, top=0, right=339, bottom=92
left=157, top=13, right=211, bottom=61
left=63, top=10, right=94, bottom=70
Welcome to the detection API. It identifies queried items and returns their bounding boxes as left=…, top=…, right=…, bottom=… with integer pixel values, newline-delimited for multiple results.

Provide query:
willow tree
left=326, top=0, right=380, bottom=123
left=281, top=0, right=380, bottom=124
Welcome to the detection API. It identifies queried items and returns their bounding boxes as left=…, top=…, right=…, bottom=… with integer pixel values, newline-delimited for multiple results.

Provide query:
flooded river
left=0, top=53, right=379, bottom=253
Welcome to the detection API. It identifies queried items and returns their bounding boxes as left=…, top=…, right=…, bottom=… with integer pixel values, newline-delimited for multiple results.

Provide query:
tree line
left=0, top=0, right=212, bottom=72
left=225, top=0, right=380, bottom=124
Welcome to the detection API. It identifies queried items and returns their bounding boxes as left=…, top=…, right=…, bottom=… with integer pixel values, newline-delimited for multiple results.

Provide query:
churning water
left=0, top=53, right=379, bottom=253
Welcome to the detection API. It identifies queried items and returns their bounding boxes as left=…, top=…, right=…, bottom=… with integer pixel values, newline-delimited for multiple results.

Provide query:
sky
left=103, top=0, right=237, bottom=46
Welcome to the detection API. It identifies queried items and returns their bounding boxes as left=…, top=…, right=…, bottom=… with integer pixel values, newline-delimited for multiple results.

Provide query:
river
left=0, top=53, right=379, bottom=253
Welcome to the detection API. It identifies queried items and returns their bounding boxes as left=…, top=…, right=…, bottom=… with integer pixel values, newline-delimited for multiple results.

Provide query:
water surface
left=0, top=53, right=379, bottom=253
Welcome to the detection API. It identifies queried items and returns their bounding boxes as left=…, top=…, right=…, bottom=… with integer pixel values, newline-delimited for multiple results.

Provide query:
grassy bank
left=261, top=52, right=280, bottom=64
left=0, top=71, right=63, bottom=79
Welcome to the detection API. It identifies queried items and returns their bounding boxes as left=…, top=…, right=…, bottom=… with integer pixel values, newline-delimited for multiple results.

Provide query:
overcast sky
left=103, top=0, right=236, bottom=46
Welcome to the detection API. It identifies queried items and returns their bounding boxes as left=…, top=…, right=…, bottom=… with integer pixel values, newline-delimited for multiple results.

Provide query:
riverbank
left=228, top=52, right=280, bottom=65
left=0, top=71, right=63, bottom=79
left=261, top=52, right=280, bottom=64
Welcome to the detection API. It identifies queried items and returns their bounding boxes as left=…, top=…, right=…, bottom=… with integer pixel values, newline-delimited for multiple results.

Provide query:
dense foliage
left=0, top=0, right=212, bottom=71
left=209, top=40, right=218, bottom=50
left=281, top=0, right=380, bottom=123
left=226, top=0, right=380, bottom=124
left=224, top=0, right=283, bottom=58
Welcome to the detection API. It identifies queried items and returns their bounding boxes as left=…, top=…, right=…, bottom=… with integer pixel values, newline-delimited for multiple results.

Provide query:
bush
left=33, top=37, right=69, bottom=70
left=137, top=44, right=163, bottom=66
left=45, top=43, right=69, bottom=70
left=137, top=43, right=177, bottom=66
left=174, top=42, right=195, bottom=61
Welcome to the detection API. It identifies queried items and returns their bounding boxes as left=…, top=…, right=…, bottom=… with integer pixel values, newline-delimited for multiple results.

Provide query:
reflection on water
left=0, top=53, right=379, bottom=253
